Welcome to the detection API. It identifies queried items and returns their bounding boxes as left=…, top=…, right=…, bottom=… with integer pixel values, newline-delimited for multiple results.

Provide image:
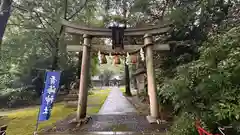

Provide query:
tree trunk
left=51, top=46, right=59, bottom=70
left=0, top=0, right=12, bottom=44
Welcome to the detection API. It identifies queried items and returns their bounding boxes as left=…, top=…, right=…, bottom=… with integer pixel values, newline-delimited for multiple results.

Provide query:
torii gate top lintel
left=61, top=19, right=173, bottom=37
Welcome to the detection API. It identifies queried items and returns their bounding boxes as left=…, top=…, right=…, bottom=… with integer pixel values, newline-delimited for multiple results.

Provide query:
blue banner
left=38, top=71, right=61, bottom=121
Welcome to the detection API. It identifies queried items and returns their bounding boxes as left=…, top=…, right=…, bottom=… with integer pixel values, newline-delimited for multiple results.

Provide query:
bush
left=158, top=26, right=240, bottom=134
left=0, top=88, right=38, bottom=108
left=88, top=91, right=94, bottom=95
left=167, top=112, right=198, bottom=135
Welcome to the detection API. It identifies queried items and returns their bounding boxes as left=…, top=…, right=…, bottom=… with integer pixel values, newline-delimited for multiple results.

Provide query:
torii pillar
left=144, top=34, right=160, bottom=123
left=77, top=34, right=92, bottom=120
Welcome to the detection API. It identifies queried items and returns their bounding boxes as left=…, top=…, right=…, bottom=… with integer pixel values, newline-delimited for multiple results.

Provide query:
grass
left=0, top=88, right=111, bottom=135
left=120, top=87, right=125, bottom=93
left=87, top=89, right=110, bottom=114
left=119, top=87, right=133, bottom=97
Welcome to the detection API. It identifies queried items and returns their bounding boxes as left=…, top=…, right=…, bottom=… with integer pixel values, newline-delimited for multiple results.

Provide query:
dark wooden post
left=0, top=0, right=12, bottom=43
left=77, top=34, right=91, bottom=120
left=124, top=57, right=132, bottom=96
left=77, top=52, right=82, bottom=79
left=144, top=34, right=159, bottom=123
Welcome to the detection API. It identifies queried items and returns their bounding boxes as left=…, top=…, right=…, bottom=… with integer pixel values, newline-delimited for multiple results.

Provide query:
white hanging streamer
left=140, top=48, right=145, bottom=61
left=125, top=52, right=130, bottom=65
left=98, top=51, right=102, bottom=64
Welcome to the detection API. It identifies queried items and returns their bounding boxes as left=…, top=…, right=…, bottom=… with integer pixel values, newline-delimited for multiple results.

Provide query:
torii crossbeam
left=62, top=19, right=172, bottom=37
left=67, top=44, right=170, bottom=55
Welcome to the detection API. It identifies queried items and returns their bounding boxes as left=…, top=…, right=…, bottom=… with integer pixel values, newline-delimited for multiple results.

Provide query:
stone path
left=98, top=87, right=137, bottom=115
left=78, top=88, right=169, bottom=133
left=79, top=114, right=169, bottom=133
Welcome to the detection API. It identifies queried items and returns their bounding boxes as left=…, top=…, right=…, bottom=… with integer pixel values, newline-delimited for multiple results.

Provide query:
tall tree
left=0, top=0, right=12, bottom=45
left=0, top=0, right=100, bottom=94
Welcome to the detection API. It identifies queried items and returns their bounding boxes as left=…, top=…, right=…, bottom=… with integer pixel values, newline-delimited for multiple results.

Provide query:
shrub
left=88, top=91, right=94, bottom=95
left=158, top=26, right=240, bottom=134
left=0, top=88, right=38, bottom=108
left=167, top=112, right=198, bottom=135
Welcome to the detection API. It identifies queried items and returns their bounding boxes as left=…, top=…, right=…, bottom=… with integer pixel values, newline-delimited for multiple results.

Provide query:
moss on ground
left=87, top=89, right=110, bottom=114
left=0, top=89, right=110, bottom=135
left=120, top=87, right=125, bottom=93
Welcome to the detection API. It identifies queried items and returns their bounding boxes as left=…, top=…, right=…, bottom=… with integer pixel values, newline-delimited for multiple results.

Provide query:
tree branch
left=7, top=23, right=44, bottom=29
left=64, top=0, right=67, bottom=19
left=45, top=38, right=55, bottom=48
left=12, top=4, right=58, bottom=23
left=39, top=14, right=57, bottom=33
left=33, top=11, right=58, bottom=42
left=40, top=39, right=52, bottom=52
left=66, top=0, right=87, bottom=20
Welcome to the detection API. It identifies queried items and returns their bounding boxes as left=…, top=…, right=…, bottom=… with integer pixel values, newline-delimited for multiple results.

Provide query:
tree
left=0, top=0, right=102, bottom=108
left=99, top=69, right=114, bottom=86
left=0, top=0, right=12, bottom=45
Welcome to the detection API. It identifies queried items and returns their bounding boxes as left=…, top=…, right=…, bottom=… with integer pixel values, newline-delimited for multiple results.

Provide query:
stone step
left=64, top=94, right=78, bottom=100
left=58, top=91, right=68, bottom=95
left=64, top=98, right=78, bottom=101
left=38, top=132, right=166, bottom=135
left=38, top=131, right=166, bottom=135
left=79, top=115, right=170, bottom=132
left=84, top=115, right=145, bottom=122
left=64, top=101, right=78, bottom=108
left=65, top=94, right=78, bottom=98
left=69, top=90, right=78, bottom=94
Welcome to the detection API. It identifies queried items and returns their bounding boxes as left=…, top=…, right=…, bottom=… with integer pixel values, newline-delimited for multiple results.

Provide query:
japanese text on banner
left=38, top=71, right=61, bottom=121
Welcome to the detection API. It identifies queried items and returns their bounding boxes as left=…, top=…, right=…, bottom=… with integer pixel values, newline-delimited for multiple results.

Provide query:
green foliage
left=0, top=88, right=38, bottom=108
left=167, top=112, right=198, bottom=135
left=131, top=0, right=150, bottom=13
left=158, top=25, right=240, bottom=134
left=91, top=56, right=100, bottom=76
left=0, top=0, right=102, bottom=108
left=98, top=69, right=114, bottom=86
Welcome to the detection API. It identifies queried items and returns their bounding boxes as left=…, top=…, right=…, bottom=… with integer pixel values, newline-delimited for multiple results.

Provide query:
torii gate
left=62, top=19, right=172, bottom=123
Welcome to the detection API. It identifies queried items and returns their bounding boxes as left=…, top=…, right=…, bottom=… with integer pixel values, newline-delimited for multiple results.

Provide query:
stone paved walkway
left=78, top=88, right=170, bottom=133
left=98, top=87, right=137, bottom=115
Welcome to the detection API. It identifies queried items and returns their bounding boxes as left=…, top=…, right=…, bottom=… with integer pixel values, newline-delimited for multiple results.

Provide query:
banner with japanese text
left=38, top=71, right=61, bottom=121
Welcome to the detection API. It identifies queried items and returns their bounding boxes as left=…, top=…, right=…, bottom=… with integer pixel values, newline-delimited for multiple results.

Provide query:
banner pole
left=34, top=107, right=41, bottom=135
left=34, top=71, right=47, bottom=135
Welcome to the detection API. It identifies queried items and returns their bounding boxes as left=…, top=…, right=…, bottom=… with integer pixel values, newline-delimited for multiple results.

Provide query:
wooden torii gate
left=62, top=19, right=172, bottom=123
